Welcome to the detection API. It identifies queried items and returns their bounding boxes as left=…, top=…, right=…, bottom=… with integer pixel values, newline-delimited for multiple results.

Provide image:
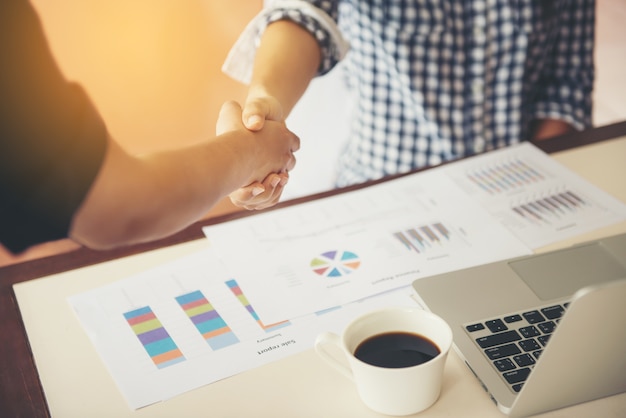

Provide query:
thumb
left=216, top=100, right=244, bottom=135
left=242, top=96, right=283, bottom=131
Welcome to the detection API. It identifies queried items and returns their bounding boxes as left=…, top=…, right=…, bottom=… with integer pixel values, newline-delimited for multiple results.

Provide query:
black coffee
left=354, top=332, right=440, bottom=368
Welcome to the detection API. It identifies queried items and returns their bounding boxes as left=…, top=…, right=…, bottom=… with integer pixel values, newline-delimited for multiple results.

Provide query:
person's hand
left=242, top=93, right=285, bottom=131
left=529, top=119, right=574, bottom=141
left=229, top=172, right=290, bottom=210
left=216, top=100, right=298, bottom=210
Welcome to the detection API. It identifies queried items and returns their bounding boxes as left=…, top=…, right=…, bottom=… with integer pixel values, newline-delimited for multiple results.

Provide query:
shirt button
left=472, top=80, right=484, bottom=98
left=474, top=138, right=486, bottom=153
left=473, top=26, right=486, bottom=40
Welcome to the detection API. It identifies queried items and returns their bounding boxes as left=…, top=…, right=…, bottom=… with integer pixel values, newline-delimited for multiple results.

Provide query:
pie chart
left=310, top=250, right=361, bottom=277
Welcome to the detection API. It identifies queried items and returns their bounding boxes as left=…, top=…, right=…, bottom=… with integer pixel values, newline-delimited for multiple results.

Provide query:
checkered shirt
left=264, top=0, right=595, bottom=187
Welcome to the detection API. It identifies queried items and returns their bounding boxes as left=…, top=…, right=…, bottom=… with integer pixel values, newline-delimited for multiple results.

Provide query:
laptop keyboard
left=464, top=302, right=569, bottom=393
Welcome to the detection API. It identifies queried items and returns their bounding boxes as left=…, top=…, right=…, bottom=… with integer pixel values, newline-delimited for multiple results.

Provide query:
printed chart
left=175, top=290, right=239, bottom=350
left=226, top=279, right=291, bottom=332
left=446, top=143, right=626, bottom=248
left=465, top=156, right=545, bottom=194
left=123, top=306, right=186, bottom=369
left=310, top=250, right=361, bottom=277
left=69, top=249, right=417, bottom=409
left=204, top=167, right=532, bottom=324
left=510, top=190, right=589, bottom=224
left=393, top=222, right=461, bottom=254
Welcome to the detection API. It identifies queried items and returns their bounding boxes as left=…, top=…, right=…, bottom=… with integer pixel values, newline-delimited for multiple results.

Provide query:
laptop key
left=484, top=343, right=522, bottom=360
left=519, top=339, right=541, bottom=352
left=466, top=323, right=485, bottom=332
left=519, top=326, right=540, bottom=338
left=541, top=305, right=565, bottom=320
left=512, top=383, right=524, bottom=393
left=537, top=335, right=551, bottom=346
left=513, top=353, right=536, bottom=367
left=537, top=321, right=556, bottom=334
left=485, top=319, right=508, bottom=333
left=503, top=367, right=531, bottom=384
left=476, top=330, right=522, bottom=348
left=494, top=358, right=516, bottom=371
left=504, top=314, right=522, bottom=323
left=522, top=310, right=545, bottom=324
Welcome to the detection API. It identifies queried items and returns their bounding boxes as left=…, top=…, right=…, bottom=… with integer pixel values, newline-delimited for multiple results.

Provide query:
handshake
left=216, top=98, right=300, bottom=211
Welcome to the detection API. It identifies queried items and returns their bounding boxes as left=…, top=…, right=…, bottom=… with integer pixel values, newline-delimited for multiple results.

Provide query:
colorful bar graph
left=467, top=159, right=544, bottom=194
left=123, top=306, right=185, bottom=369
left=225, top=279, right=291, bottom=332
left=433, top=222, right=450, bottom=239
left=394, top=232, right=418, bottom=252
left=394, top=222, right=451, bottom=253
left=175, top=290, right=239, bottom=350
left=511, top=190, right=588, bottom=224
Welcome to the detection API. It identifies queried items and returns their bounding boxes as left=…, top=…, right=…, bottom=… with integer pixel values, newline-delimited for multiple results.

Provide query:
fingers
left=229, top=173, right=289, bottom=210
left=216, top=100, right=244, bottom=135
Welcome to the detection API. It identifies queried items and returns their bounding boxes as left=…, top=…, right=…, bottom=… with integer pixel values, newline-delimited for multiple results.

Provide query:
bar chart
left=123, top=306, right=186, bottom=369
left=226, top=279, right=291, bottom=332
left=465, top=158, right=545, bottom=195
left=393, top=222, right=455, bottom=254
left=175, top=290, right=239, bottom=350
left=511, top=190, right=590, bottom=224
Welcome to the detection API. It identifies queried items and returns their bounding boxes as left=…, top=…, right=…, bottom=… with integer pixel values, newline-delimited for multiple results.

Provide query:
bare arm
left=70, top=101, right=299, bottom=249
left=243, top=20, right=321, bottom=130
left=529, top=119, right=575, bottom=141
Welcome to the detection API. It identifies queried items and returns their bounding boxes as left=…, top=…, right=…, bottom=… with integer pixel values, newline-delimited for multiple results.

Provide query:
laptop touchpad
left=509, top=243, right=626, bottom=300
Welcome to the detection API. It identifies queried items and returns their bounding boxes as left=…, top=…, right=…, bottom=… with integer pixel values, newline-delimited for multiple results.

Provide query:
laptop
left=411, top=232, right=626, bottom=417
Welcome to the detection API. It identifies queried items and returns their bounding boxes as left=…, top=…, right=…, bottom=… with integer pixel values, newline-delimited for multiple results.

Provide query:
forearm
left=529, top=119, right=576, bottom=141
left=70, top=132, right=261, bottom=249
left=248, top=20, right=321, bottom=118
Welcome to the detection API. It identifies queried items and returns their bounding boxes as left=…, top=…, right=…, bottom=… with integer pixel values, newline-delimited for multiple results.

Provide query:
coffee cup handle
left=314, top=332, right=354, bottom=381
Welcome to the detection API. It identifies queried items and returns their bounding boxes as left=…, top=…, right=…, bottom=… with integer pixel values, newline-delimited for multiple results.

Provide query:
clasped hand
left=216, top=99, right=297, bottom=210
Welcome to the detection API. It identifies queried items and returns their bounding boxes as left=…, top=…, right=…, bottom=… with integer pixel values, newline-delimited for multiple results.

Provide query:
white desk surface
left=15, top=137, right=626, bottom=418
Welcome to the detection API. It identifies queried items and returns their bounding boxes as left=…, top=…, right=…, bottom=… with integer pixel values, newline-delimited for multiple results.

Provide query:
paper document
left=204, top=166, right=531, bottom=323
left=68, top=249, right=418, bottom=409
left=203, top=143, right=626, bottom=323
left=68, top=142, right=626, bottom=409
left=443, top=143, right=626, bottom=248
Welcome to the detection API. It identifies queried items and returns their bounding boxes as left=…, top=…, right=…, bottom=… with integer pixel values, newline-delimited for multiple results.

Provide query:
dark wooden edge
left=1, top=120, right=625, bottom=418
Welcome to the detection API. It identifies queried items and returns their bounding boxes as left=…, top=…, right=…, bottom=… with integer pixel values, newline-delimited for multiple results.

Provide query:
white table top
left=14, top=137, right=626, bottom=417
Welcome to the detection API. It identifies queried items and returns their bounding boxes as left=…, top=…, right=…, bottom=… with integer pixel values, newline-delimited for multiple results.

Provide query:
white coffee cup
left=314, top=307, right=453, bottom=416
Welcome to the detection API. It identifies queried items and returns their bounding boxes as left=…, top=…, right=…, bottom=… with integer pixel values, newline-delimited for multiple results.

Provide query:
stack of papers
left=68, top=143, right=626, bottom=408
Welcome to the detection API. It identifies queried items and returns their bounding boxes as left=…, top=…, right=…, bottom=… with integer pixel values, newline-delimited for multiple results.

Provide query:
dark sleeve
left=0, top=0, right=108, bottom=254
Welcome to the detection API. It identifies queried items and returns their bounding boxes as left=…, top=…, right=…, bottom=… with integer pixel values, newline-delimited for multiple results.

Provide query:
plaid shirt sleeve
left=263, top=0, right=343, bottom=75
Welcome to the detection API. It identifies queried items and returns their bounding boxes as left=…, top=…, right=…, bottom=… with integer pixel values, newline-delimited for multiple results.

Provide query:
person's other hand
left=529, top=119, right=574, bottom=141
left=229, top=172, right=290, bottom=210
